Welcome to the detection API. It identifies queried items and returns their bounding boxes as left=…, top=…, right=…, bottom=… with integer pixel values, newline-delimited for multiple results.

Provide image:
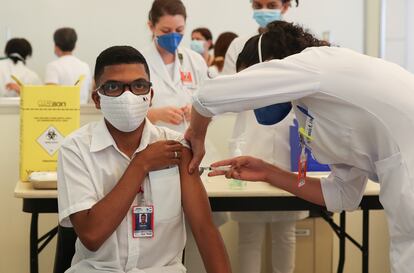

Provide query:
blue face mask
left=156, top=32, right=183, bottom=54
left=253, top=9, right=282, bottom=28
left=253, top=33, right=292, bottom=125
left=190, top=40, right=205, bottom=54
left=254, top=102, right=292, bottom=125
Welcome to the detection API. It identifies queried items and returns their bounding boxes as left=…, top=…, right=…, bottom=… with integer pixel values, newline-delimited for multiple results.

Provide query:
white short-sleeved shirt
left=58, top=118, right=188, bottom=273
left=45, top=55, right=92, bottom=104
left=0, top=58, right=42, bottom=96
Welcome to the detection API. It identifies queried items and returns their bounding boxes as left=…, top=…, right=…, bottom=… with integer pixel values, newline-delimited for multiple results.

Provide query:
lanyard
left=297, top=105, right=314, bottom=187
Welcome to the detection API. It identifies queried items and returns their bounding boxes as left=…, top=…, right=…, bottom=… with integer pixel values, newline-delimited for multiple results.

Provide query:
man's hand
left=184, top=126, right=205, bottom=174
left=208, top=156, right=273, bottom=182
left=134, top=140, right=183, bottom=172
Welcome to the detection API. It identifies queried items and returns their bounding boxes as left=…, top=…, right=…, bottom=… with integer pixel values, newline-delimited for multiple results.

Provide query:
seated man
left=57, top=46, right=232, bottom=273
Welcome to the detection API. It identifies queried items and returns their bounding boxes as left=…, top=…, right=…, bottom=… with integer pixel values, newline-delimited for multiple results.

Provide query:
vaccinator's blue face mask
left=254, top=102, right=292, bottom=125
left=253, top=9, right=282, bottom=28
left=253, top=33, right=292, bottom=125
left=156, top=32, right=183, bottom=54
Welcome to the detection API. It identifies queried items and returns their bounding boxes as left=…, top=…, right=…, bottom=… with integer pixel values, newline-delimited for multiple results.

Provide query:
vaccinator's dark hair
left=236, top=21, right=329, bottom=72
left=94, top=46, right=150, bottom=83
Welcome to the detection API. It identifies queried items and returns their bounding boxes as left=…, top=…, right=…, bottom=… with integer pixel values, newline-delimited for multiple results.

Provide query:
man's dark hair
left=148, top=0, right=187, bottom=25
left=236, top=21, right=329, bottom=71
left=4, top=38, right=32, bottom=64
left=94, top=46, right=150, bottom=83
left=54, top=27, right=77, bottom=52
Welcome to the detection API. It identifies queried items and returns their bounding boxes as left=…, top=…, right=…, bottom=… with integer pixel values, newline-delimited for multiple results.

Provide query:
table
left=14, top=174, right=382, bottom=273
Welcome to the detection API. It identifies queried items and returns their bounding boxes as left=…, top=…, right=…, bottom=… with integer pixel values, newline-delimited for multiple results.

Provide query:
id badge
left=132, top=206, right=154, bottom=238
left=180, top=71, right=193, bottom=86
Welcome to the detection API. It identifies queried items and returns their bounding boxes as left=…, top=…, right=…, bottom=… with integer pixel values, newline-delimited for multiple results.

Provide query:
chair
left=53, top=225, right=77, bottom=273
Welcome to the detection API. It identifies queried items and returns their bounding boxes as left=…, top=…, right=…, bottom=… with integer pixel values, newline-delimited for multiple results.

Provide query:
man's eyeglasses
left=96, top=79, right=152, bottom=97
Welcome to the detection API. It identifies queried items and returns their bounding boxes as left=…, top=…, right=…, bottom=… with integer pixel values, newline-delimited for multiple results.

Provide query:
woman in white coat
left=143, top=0, right=208, bottom=134
left=185, top=21, right=414, bottom=273
left=0, top=38, right=41, bottom=97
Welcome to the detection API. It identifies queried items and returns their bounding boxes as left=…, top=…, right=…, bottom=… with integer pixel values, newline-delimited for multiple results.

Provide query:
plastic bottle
left=229, top=142, right=247, bottom=190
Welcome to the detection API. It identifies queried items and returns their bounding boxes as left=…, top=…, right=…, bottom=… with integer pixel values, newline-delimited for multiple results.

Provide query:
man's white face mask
left=98, top=91, right=150, bottom=132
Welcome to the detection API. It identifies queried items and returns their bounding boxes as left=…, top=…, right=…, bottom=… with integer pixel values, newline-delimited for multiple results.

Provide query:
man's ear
left=149, top=88, right=154, bottom=107
left=91, top=89, right=101, bottom=109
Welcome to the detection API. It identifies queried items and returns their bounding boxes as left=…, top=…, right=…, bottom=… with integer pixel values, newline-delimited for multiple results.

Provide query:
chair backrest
left=53, top=225, right=77, bottom=273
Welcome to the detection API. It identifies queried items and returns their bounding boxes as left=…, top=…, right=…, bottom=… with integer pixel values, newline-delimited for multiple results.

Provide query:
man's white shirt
left=45, top=55, right=91, bottom=104
left=58, top=118, right=188, bottom=273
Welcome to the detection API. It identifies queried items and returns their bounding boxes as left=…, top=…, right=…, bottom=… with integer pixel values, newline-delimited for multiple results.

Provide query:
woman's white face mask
left=98, top=91, right=150, bottom=132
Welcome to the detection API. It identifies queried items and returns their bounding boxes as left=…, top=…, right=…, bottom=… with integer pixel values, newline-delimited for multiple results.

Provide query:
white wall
left=382, top=0, right=414, bottom=72
left=0, top=0, right=257, bottom=79
left=0, top=0, right=365, bottom=80
left=284, top=0, right=364, bottom=53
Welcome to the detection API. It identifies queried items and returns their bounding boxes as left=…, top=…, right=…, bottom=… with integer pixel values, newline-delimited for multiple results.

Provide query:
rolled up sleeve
left=321, top=164, right=369, bottom=212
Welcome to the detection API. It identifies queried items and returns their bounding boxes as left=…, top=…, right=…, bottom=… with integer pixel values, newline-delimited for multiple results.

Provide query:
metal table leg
left=30, top=213, right=39, bottom=273
left=362, top=209, right=369, bottom=273
left=337, top=212, right=346, bottom=273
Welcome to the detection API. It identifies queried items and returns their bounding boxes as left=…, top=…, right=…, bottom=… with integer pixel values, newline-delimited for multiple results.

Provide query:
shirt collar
left=90, top=118, right=158, bottom=155
left=90, top=118, right=116, bottom=153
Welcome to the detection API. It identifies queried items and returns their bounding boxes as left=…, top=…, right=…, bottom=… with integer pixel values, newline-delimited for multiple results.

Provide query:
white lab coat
left=223, top=36, right=308, bottom=223
left=193, top=46, right=414, bottom=273
left=0, top=58, right=42, bottom=96
left=142, top=42, right=208, bottom=133
left=142, top=41, right=219, bottom=166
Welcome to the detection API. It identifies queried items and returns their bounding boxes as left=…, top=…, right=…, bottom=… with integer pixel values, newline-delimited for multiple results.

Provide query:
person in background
left=222, top=1, right=306, bottom=273
left=208, top=32, right=238, bottom=78
left=57, top=45, right=232, bottom=273
left=45, top=27, right=92, bottom=104
left=0, top=38, right=41, bottom=97
left=190, top=28, right=214, bottom=66
left=143, top=0, right=208, bottom=134
left=223, top=0, right=298, bottom=75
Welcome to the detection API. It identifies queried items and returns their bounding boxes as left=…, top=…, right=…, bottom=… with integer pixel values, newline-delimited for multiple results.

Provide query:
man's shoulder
left=46, top=58, right=60, bottom=70
left=61, top=121, right=99, bottom=150
left=148, top=121, right=189, bottom=148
